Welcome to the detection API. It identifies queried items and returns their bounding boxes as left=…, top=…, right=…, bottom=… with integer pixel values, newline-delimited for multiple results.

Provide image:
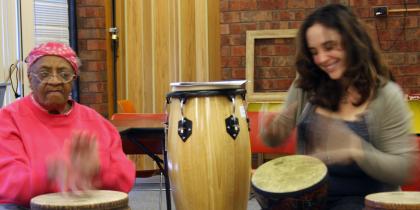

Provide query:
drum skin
left=167, top=93, right=251, bottom=210
left=30, top=190, right=130, bottom=210
left=365, top=191, right=420, bottom=210
left=251, top=155, right=328, bottom=210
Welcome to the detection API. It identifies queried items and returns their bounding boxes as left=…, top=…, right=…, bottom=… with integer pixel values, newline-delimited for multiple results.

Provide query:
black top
left=297, top=103, right=391, bottom=197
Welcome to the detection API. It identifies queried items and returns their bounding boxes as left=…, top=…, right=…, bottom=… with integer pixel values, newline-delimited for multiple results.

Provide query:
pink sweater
left=0, top=96, right=135, bottom=206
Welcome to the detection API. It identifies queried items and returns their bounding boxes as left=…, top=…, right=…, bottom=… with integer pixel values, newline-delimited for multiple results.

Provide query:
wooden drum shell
left=167, top=91, right=251, bottom=210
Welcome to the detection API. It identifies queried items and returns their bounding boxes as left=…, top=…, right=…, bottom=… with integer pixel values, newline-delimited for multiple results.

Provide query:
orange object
left=117, top=99, right=136, bottom=113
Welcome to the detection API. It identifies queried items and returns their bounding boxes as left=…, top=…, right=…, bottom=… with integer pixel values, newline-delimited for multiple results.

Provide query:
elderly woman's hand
left=47, top=131, right=100, bottom=194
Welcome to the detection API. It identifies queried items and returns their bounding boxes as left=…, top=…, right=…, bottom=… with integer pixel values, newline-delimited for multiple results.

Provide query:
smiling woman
left=259, top=4, right=418, bottom=210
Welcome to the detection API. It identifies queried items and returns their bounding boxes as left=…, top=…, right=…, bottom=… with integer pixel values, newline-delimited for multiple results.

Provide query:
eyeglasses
left=31, top=71, right=76, bottom=83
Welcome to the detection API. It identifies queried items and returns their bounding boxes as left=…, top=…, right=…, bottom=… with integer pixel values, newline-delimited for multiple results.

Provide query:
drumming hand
left=68, top=131, right=100, bottom=192
left=47, top=131, right=100, bottom=193
left=259, top=102, right=297, bottom=147
left=307, top=114, right=364, bottom=165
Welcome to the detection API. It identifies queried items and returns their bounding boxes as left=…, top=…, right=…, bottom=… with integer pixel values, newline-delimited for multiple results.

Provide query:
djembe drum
left=251, top=155, right=328, bottom=210
left=364, top=191, right=420, bottom=210
left=30, top=190, right=130, bottom=210
left=166, top=81, right=251, bottom=210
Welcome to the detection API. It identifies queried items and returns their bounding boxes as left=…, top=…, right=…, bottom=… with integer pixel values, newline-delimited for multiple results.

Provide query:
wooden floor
left=128, top=176, right=261, bottom=210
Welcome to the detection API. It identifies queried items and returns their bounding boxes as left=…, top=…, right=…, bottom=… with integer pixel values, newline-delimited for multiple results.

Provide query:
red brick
left=383, top=53, right=406, bottom=65
left=78, top=71, right=107, bottom=82
left=240, top=11, right=273, bottom=22
left=231, top=46, right=246, bottom=56
left=288, top=0, right=315, bottom=9
left=229, top=1, right=257, bottom=11
left=220, top=24, right=230, bottom=35
left=257, top=45, right=276, bottom=56
left=229, top=35, right=246, bottom=45
left=255, top=56, right=273, bottom=66
left=274, top=45, right=295, bottom=56
left=88, top=103, right=108, bottom=117
left=223, top=68, right=232, bottom=80
left=398, top=65, right=420, bottom=75
left=353, top=8, right=370, bottom=18
left=221, top=12, right=241, bottom=23
left=221, top=56, right=230, bottom=67
left=229, top=23, right=257, bottom=34
left=221, top=46, right=231, bottom=56
left=226, top=56, right=242, bottom=68
left=78, top=18, right=105, bottom=28
left=220, top=1, right=228, bottom=12
left=257, top=0, right=287, bottom=10
left=273, top=56, right=295, bottom=66
left=349, top=0, right=368, bottom=7
left=289, top=21, right=303, bottom=29
left=77, top=0, right=105, bottom=6
left=87, top=40, right=106, bottom=50
left=78, top=29, right=106, bottom=39
left=88, top=82, right=106, bottom=92
left=221, top=35, right=230, bottom=45
left=78, top=50, right=106, bottom=61
left=232, top=68, right=246, bottom=79
left=84, top=61, right=106, bottom=71
left=77, top=7, right=105, bottom=18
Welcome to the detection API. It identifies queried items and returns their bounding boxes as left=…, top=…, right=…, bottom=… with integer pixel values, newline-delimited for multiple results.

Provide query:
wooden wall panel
left=116, top=0, right=220, bottom=113
left=179, top=0, right=196, bottom=82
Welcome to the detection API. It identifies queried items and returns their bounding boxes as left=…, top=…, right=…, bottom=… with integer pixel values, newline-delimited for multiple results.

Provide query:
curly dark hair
left=295, top=4, right=392, bottom=111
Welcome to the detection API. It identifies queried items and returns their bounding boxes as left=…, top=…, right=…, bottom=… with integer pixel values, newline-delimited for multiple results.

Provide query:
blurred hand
left=47, top=131, right=100, bottom=193
left=259, top=102, right=297, bottom=147
left=306, top=114, right=364, bottom=165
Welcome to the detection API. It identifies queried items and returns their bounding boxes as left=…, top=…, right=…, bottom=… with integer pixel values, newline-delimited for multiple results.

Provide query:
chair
left=402, top=136, right=420, bottom=191
left=247, top=111, right=296, bottom=169
left=0, top=83, right=8, bottom=108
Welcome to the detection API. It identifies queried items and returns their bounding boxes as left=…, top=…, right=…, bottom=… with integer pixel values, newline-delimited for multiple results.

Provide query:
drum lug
left=225, top=115, right=240, bottom=140
left=178, top=118, right=192, bottom=142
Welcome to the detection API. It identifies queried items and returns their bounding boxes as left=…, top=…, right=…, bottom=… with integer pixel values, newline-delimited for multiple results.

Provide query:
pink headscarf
left=25, top=42, right=80, bottom=75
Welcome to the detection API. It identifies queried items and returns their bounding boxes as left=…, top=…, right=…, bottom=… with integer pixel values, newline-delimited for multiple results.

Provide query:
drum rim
left=365, top=191, right=420, bottom=206
left=166, top=89, right=246, bottom=99
left=30, top=190, right=128, bottom=210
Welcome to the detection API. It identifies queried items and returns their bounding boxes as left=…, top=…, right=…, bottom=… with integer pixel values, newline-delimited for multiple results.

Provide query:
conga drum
left=365, top=191, right=420, bottom=210
left=166, top=81, right=251, bottom=210
left=30, top=190, right=130, bottom=210
left=251, top=155, right=328, bottom=210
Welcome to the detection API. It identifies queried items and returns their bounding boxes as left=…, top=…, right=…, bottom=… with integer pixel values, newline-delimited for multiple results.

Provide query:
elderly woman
left=0, top=42, right=135, bottom=208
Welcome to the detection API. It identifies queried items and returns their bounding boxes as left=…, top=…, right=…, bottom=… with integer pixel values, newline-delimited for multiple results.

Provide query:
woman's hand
left=307, top=115, right=364, bottom=165
left=47, top=131, right=100, bottom=193
left=259, top=102, right=297, bottom=147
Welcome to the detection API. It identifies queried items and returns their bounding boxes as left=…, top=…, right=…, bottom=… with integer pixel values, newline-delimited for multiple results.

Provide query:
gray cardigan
left=284, top=80, right=418, bottom=186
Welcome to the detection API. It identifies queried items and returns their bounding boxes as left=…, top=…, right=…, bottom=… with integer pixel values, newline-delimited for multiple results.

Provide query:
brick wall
left=76, top=0, right=109, bottom=116
left=221, top=0, right=420, bottom=94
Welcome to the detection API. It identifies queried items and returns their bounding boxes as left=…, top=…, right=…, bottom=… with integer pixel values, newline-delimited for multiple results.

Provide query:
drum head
left=252, top=155, right=327, bottom=195
left=365, top=191, right=420, bottom=208
left=30, top=190, right=128, bottom=210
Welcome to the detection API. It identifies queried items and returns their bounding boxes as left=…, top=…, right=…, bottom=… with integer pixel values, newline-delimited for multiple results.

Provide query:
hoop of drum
left=30, top=81, right=420, bottom=210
